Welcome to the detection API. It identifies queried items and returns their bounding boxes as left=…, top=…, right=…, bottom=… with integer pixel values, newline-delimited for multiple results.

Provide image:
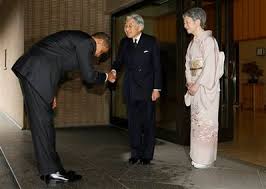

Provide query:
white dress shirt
left=133, top=33, right=142, bottom=44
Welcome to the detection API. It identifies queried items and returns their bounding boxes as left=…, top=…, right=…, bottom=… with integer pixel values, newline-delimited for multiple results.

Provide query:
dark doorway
left=110, top=0, right=178, bottom=143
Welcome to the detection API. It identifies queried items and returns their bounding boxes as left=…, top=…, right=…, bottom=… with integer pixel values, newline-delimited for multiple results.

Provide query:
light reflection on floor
left=219, top=110, right=266, bottom=167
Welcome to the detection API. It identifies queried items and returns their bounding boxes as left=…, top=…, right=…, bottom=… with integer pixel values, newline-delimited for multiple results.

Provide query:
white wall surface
left=0, top=0, right=24, bottom=127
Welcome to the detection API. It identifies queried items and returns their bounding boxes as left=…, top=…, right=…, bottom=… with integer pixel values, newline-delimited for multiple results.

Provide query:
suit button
left=138, top=68, right=142, bottom=72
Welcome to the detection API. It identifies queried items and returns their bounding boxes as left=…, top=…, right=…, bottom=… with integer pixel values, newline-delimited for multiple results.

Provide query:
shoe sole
left=46, top=179, right=68, bottom=186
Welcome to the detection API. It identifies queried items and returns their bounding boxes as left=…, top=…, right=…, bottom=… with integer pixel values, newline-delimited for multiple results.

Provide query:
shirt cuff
left=111, top=69, right=117, bottom=75
left=105, top=73, right=108, bottom=82
left=153, top=89, right=161, bottom=92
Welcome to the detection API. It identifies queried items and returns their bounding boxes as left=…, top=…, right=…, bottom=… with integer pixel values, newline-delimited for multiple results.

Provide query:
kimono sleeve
left=185, top=42, right=192, bottom=84
left=195, top=37, right=216, bottom=89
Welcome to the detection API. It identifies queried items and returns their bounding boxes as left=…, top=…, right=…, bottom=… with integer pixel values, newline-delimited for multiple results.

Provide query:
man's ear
left=138, top=25, right=143, bottom=33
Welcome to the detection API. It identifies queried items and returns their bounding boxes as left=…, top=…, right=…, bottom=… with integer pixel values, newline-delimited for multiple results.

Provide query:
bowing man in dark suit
left=12, top=31, right=116, bottom=184
left=112, top=14, right=162, bottom=165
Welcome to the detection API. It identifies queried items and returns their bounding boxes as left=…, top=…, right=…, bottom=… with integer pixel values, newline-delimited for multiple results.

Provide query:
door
left=110, top=0, right=178, bottom=143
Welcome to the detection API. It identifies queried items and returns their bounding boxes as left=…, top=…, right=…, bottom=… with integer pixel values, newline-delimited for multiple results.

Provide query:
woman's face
left=183, top=16, right=198, bottom=34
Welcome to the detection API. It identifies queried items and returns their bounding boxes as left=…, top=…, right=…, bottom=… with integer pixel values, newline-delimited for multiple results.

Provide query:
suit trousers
left=19, top=78, right=64, bottom=175
left=127, top=100, right=155, bottom=160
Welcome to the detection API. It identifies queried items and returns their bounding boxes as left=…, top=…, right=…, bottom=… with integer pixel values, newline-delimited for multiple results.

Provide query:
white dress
left=184, top=30, right=223, bottom=167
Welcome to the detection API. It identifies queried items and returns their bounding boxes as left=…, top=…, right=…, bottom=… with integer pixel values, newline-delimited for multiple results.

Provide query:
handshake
left=107, top=70, right=117, bottom=83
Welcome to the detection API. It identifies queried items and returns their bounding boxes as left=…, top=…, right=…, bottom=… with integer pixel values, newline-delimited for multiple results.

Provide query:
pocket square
left=144, top=50, right=149, bottom=53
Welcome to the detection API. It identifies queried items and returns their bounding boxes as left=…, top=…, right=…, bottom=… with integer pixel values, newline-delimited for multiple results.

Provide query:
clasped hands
left=107, top=70, right=116, bottom=83
left=186, top=82, right=199, bottom=96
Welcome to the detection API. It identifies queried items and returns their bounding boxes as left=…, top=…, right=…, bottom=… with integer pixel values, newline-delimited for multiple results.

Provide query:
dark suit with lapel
left=12, top=30, right=106, bottom=175
left=113, top=33, right=162, bottom=160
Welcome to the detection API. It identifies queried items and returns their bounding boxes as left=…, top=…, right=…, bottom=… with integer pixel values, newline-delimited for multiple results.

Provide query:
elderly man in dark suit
left=112, top=14, right=162, bottom=165
left=12, top=31, right=115, bottom=185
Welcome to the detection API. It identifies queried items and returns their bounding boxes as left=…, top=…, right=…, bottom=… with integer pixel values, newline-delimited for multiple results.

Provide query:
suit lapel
left=126, top=34, right=147, bottom=66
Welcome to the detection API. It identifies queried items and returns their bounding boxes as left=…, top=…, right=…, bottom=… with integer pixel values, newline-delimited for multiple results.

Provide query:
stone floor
left=0, top=148, right=19, bottom=189
left=0, top=112, right=266, bottom=189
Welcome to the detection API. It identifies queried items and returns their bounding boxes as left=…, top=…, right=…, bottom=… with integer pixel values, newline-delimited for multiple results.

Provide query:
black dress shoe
left=60, top=169, right=77, bottom=175
left=67, top=172, right=82, bottom=182
left=41, top=172, right=69, bottom=185
left=128, top=157, right=139, bottom=164
left=40, top=170, right=72, bottom=181
left=60, top=170, right=82, bottom=182
left=140, top=159, right=151, bottom=165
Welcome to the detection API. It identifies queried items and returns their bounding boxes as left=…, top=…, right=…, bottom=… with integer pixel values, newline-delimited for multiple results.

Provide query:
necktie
left=133, top=39, right=137, bottom=48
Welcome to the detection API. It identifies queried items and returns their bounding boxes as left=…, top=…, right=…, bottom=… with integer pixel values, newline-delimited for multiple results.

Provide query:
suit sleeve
left=76, top=40, right=107, bottom=84
left=112, top=38, right=126, bottom=72
left=152, top=39, right=162, bottom=89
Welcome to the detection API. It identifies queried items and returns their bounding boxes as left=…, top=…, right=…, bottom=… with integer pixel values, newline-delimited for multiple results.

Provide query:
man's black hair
left=92, top=32, right=111, bottom=49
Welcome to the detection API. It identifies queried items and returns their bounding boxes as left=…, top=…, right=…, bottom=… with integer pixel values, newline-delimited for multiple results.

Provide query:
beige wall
left=0, top=0, right=24, bottom=127
left=239, top=39, right=266, bottom=106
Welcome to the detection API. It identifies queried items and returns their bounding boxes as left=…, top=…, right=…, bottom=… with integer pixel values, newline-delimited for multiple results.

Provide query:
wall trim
left=105, top=0, right=143, bottom=14
left=0, top=112, right=23, bottom=130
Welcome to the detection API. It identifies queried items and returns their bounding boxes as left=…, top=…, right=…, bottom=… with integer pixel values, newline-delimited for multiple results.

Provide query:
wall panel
left=234, top=0, right=266, bottom=40
left=24, top=0, right=111, bottom=127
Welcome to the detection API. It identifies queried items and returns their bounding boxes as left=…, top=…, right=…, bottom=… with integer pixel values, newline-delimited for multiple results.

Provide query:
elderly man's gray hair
left=126, top=14, right=144, bottom=30
left=183, top=7, right=206, bottom=29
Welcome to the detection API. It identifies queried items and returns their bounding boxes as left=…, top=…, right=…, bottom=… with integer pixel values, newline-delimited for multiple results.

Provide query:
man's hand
left=52, top=97, right=57, bottom=109
left=107, top=70, right=116, bottom=83
left=151, top=90, right=160, bottom=101
left=188, top=83, right=199, bottom=96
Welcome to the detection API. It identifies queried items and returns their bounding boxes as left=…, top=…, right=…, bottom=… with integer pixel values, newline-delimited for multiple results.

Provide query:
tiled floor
left=0, top=112, right=266, bottom=189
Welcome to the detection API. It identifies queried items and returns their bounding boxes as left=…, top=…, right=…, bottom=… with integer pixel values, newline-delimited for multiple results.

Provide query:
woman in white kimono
left=183, top=7, right=224, bottom=168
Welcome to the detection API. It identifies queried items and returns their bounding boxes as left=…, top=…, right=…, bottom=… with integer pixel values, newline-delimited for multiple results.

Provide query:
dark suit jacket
left=112, top=33, right=162, bottom=101
left=12, top=30, right=106, bottom=103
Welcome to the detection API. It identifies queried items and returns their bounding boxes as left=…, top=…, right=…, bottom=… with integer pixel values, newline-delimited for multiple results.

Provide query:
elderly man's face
left=124, top=18, right=142, bottom=38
